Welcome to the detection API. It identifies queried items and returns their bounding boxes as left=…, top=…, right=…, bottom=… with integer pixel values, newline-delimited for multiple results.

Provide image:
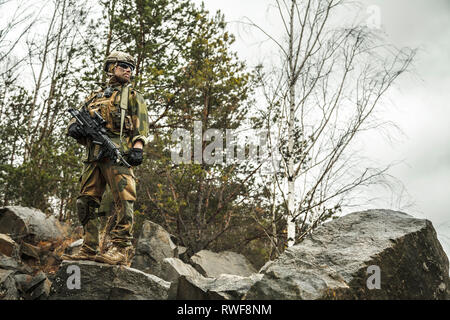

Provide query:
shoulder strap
left=119, top=85, right=129, bottom=143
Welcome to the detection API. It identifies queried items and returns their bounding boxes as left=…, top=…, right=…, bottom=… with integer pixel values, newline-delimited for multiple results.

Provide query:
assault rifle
left=68, top=107, right=131, bottom=168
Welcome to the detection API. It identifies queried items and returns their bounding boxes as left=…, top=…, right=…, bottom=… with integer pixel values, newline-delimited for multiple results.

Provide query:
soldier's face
left=114, top=63, right=132, bottom=83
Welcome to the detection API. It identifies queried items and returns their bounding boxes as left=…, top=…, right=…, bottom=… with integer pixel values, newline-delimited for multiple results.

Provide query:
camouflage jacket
left=68, top=83, right=149, bottom=162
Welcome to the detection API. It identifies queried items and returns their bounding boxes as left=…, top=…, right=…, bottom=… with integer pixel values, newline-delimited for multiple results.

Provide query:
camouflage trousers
left=77, top=157, right=136, bottom=251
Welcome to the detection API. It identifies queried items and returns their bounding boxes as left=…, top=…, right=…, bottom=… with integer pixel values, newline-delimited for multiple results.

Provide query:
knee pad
left=76, top=196, right=100, bottom=226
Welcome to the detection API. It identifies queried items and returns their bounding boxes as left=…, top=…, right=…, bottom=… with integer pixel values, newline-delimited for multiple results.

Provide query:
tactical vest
left=83, top=87, right=134, bottom=161
left=86, top=88, right=133, bottom=136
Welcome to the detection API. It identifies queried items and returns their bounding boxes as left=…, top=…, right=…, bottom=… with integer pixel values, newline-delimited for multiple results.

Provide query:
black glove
left=68, top=123, right=86, bottom=140
left=127, top=148, right=143, bottom=166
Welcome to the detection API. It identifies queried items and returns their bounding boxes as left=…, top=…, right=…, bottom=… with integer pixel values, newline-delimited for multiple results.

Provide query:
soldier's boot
left=62, top=196, right=101, bottom=261
left=95, top=244, right=134, bottom=266
left=97, top=200, right=134, bottom=266
left=61, top=244, right=98, bottom=261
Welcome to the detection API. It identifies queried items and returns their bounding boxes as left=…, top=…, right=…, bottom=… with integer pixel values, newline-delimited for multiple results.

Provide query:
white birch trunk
left=287, top=0, right=296, bottom=247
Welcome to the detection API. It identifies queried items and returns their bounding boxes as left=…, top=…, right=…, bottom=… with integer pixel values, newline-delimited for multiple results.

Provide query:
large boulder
left=157, top=257, right=262, bottom=300
left=190, top=250, right=257, bottom=278
left=159, top=257, right=206, bottom=299
left=0, top=206, right=66, bottom=243
left=177, top=273, right=263, bottom=300
left=50, top=260, right=171, bottom=300
left=244, top=209, right=449, bottom=300
left=130, top=220, right=178, bottom=278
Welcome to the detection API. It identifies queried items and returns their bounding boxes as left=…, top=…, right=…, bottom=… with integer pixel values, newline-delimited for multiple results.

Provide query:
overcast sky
left=192, top=0, right=450, bottom=252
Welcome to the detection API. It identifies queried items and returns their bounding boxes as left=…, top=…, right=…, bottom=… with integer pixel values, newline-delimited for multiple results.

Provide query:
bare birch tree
left=248, top=0, right=415, bottom=247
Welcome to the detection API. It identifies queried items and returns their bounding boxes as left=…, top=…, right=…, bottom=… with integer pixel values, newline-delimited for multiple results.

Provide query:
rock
left=0, top=253, right=33, bottom=274
left=244, top=209, right=450, bottom=300
left=161, top=257, right=204, bottom=282
left=50, top=260, right=171, bottom=300
left=130, top=220, right=177, bottom=278
left=190, top=250, right=257, bottom=278
left=176, top=275, right=220, bottom=300
left=13, top=274, right=34, bottom=293
left=159, top=257, right=262, bottom=300
left=0, top=206, right=65, bottom=243
left=29, top=278, right=52, bottom=300
left=0, top=234, right=18, bottom=257
left=20, top=242, right=41, bottom=261
left=14, top=271, right=50, bottom=300
left=0, top=269, right=20, bottom=300
left=63, top=239, right=83, bottom=256
left=160, top=257, right=205, bottom=298
left=175, top=246, right=188, bottom=261
left=69, top=239, right=83, bottom=249
left=207, top=274, right=264, bottom=300
left=177, top=273, right=263, bottom=300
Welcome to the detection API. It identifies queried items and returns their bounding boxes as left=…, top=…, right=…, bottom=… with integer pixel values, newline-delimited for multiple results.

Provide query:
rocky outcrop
left=50, top=260, right=171, bottom=300
left=0, top=206, right=73, bottom=300
left=190, top=250, right=257, bottom=278
left=244, top=209, right=449, bottom=300
left=130, top=220, right=178, bottom=278
left=2, top=208, right=449, bottom=300
left=177, top=273, right=263, bottom=300
left=0, top=206, right=66, bottom=243
left=0, top=253, right=52, bottom=300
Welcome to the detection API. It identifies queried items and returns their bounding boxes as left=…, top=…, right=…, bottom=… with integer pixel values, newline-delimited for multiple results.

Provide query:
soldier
left=63, top=51, right=149, bottom=265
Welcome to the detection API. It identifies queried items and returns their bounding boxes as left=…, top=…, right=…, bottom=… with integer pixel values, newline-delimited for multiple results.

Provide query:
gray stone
left=176, top=275, right=219, bottom=300
left=0, top=253, right=32, bottom=274
left=161, top=257, right=204, bottom=282
left=13, top=274, right=34, bottom=293
left=69, top=239, right=84, bottom=248
left=0, top=206, right=65, bottom=243
left=50, top=260, right=171, bottom=300
left=14, top=271, right=50, bottom=300
left=190, top=250, right=257, bottom=278
left=160, top=257, right=205, bottom=299
left=20, top=242, right=41, bottom=261
left=175, top=246, right=188, bottom=261
left=177, top=273, right=263, bottom=300
left=64, top=239, right=83, bottom=256
left=130, top=220, right=177, bottom=278
left=244, top=209, right=450, bottom=300
left=0, top=269, right=19, bottom=300
left=29, top=277, right=51, bottom=300
left=207, top=273, right=264, bottom=300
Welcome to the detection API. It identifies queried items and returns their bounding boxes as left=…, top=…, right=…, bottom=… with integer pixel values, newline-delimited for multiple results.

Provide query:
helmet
left=103, top=51, right=136, bottom=72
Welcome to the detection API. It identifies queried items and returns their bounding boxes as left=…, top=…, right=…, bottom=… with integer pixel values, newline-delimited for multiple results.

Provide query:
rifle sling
left=119, top=86, right=129, bottom=144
